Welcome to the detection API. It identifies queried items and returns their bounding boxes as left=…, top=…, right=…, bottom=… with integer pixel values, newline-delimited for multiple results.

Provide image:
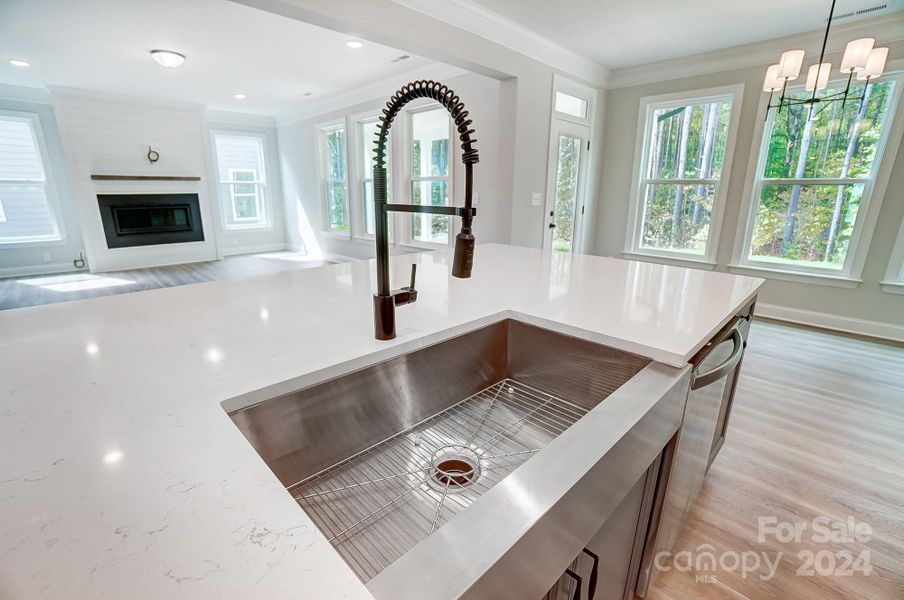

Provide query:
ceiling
left=468, top=0, right=903, bottom=69
left=0, top=0, right=437, bottom=117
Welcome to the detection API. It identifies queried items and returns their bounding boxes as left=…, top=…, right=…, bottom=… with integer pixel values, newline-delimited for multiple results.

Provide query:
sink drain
left=428, top=445, right=480, bottom=492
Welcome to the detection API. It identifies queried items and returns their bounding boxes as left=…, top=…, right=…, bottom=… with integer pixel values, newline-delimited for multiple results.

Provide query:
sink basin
left=228, top=319, right=651, bottom=584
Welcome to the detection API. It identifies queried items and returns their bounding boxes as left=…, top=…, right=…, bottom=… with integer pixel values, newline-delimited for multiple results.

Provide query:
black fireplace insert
left=97, top=193, right=204, bottom=248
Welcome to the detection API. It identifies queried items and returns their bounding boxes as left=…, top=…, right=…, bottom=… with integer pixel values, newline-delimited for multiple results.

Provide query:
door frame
left=543, top=118, right=592, bottom=252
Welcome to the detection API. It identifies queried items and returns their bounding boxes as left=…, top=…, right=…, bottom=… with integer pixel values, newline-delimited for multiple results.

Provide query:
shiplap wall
left=51, top=88, right=219, bottom=272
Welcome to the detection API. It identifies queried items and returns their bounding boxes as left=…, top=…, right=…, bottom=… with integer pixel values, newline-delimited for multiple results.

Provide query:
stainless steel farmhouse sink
left=227, top=319, right=691, bottom=600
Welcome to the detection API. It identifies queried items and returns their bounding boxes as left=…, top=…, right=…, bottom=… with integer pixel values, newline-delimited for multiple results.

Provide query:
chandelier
left=763, top=0, right=889, bottom=117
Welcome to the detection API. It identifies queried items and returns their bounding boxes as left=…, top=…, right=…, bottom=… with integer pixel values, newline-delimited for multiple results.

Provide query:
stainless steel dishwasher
left=635, top=304, right=753, bottom=596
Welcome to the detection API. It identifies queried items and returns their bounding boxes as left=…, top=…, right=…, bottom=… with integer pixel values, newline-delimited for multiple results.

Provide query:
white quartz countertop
left=0, top=244, right=762, bottom=599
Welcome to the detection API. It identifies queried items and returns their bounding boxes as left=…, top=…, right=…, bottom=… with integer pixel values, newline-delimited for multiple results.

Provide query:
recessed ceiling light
left=150, top=49, right=186, bottom=68
left=346, top=40, right=363, bottom=49
left=233, top=93, right=247, bottom=100
left=9, top=59, right=30, bottom=68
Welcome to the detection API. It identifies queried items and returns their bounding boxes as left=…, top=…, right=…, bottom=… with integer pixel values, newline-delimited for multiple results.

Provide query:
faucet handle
left=408, top=263, right=417, bottom=291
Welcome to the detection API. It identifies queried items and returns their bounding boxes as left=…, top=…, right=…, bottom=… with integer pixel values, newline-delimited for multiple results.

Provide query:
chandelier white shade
left=857, top=47, right=889, bottom=81
left=763, top=65, right=784, bottom=92
left=840, top=38, right=874, bottom=73
left=778, top=50, right=806, bottom=80
left=805, top=63, right=832, bottom=92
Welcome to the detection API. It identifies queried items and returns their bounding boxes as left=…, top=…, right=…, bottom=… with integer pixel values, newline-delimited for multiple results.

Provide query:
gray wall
left=0, top=88, right=84, bottom=277
left=594, top=46, right=904, bottom=329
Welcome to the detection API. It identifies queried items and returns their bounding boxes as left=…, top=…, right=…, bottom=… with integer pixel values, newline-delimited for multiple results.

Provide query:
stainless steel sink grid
left=228, top=319, right=652, bottom=586
left=289, top=378, right=587, bottom=581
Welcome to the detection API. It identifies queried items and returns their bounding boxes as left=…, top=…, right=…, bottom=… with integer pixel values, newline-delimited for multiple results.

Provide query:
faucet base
left=374, top=294, right=396, bottom=341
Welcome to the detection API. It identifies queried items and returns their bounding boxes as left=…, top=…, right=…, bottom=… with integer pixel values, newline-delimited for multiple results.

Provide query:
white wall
left=593, top=41, right=904, bottom=337
left=277, top=71, right=507, bottom=260
left=0, top=85, right=84, bottom=277
left=51, top=88, right=219, bottom=272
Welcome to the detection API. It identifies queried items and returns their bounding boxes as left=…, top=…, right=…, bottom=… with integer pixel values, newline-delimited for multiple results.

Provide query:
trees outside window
left=742, top=79, right=897, bottom=272
left=626, top=87, right=741, bottom=263
left=409, top=107, right=451, bottom=245
left=321, top=125, right=349, bottom=232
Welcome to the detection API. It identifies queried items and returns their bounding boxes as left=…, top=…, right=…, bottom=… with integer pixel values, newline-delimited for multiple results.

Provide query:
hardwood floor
left=647, top=320, right=904, bottom=600
left=0, top=252, right=334, bottom=310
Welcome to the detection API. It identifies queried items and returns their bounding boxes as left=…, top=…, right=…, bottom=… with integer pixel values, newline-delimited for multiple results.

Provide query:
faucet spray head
left=451, top=230, right=475, bottom=278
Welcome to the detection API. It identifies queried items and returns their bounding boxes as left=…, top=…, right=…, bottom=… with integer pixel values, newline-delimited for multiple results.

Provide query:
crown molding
left=274, top=62, right=468, bottom=126
left=0, top=83, right=51, bottom=104
left=204, top=109, right=277, bottom=128
left=46, top=85, right=206, bottom=111
left=608, top=12, right=904, bottom=89
left=387, top=0, right=609, bottom=87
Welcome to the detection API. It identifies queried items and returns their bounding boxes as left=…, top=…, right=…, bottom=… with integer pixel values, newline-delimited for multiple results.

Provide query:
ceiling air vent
left=828, top=0, right=895, bottom=21
left=391, top=54, right=411, bottom=63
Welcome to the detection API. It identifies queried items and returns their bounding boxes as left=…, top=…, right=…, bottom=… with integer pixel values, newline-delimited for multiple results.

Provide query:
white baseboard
left=220, top=242, right=290, bottom=257
left=0, top=262, right=81, bottom=279
left=755, top=303, right=904, bottom=343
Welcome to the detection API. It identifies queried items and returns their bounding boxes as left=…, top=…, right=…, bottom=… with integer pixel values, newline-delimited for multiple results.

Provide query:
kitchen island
left=0, top=244, right=762, bottom=599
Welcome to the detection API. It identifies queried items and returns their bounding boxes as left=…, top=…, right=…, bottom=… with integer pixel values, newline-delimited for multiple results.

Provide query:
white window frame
left=318, top=120, right=351, bottom=237
left=351, top=112, right=394, bottom=241
left=402, top=102, right=455, bottom=249
left=731, top=73, right=904, bottom=287
left=624, top=84, right=744, bottom=268
left=0, top=109, right=65, bottom=245
left=226, top=168, right=263, bottom=223
left=211, top=131, right=271, bottom=231
left=882, top=218, right=904, bottom=295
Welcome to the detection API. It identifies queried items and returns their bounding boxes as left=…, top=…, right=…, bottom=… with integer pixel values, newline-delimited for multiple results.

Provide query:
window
left=0, top=112, right=62, bottom=244
left=213, top=133, right=269, bottom=229
left=626, top=87, right=740, bottom=263
left=555, top=91, right=588, bottom=120
left=320, top=125, right=349, bottom=232
left=739, top=78, right=899, bottom=275
left=359, top=118, right=390, bottom=237
left=882, top=218, right=904, bottom=294
left=408, top=107, right=451, bottom=245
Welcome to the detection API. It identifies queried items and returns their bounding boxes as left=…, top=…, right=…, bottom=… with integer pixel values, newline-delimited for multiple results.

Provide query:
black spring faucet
left=372, top=80, right=479, bottom=340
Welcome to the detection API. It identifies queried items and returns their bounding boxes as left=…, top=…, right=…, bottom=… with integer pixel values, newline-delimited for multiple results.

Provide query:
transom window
left=408, top=106, right=452, bottom=245
left=213, top=133, right=269, bottom=229
left=320, top=125, right=349, bottom=233
left=627, top=88, right=740, bottom=262
left=0, top=112, right=62, bottom=244
left=740, top=78, right=898, bottom=274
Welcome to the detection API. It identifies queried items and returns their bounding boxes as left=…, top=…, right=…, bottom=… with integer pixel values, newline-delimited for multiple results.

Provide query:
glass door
left=545, top=120, right=590, bottom=252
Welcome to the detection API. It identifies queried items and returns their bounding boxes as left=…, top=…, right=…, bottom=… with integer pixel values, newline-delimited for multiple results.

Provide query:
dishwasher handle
left=691, top=326, right=745, bottom=390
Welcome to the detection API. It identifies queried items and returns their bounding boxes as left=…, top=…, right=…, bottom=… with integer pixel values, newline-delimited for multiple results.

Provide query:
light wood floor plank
left=646, top=320, right=904, bottom=600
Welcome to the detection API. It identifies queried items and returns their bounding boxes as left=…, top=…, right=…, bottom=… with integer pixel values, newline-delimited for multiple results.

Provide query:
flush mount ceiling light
left=9, top=59, right=30, bottom=68
left=233, top=93, right=247, bottom=100
left=346, top=40, right=363, bottom=49
left=762, top=0, right=888, bottom=118
left=150, top=49, right=186, bottom=68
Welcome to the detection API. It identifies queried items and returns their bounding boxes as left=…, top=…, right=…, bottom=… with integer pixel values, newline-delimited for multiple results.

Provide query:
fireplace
left=97, top=194, right=204, bottom=248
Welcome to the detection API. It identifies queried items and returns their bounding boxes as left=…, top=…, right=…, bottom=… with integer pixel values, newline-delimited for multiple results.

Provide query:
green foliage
left=752, top=80, right=893, bottom=266
left=640, top=100, right=728, bottom=253
left=553, top=135, right=580, bottom=251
